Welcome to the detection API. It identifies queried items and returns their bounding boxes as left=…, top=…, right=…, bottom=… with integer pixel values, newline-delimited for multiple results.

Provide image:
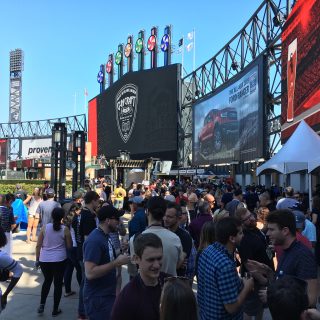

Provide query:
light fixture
left=54, top=129, right=61, bottom=143
left=75, top=135, right=82, bottom=148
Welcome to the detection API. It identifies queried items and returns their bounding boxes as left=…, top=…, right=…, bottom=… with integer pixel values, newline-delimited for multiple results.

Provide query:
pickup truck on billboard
left=198, top=107, right=238, bottom=156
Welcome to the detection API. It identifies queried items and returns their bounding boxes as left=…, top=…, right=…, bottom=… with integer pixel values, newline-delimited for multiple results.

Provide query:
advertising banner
left=193, top=57, right=265, bottom=165
left=281, top=0, right=320, bottom=141
left=92, top=64, right=180, bottom=161
left=21, top=138, right=52, bottom=159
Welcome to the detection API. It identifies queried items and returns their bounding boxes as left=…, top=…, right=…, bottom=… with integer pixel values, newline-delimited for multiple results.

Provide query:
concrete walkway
left=0, top=231, right=80, bottom=320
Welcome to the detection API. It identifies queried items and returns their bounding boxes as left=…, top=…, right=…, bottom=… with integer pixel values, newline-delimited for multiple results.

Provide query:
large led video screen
left=89, top=64, right=180, bottom=161
left=193, top=56, right=265, bottom=165
left=281, top=0, right=320, bottom=141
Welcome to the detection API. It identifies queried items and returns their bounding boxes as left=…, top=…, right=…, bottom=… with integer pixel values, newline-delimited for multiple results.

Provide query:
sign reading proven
left=21, top=138, right=52, bottom=159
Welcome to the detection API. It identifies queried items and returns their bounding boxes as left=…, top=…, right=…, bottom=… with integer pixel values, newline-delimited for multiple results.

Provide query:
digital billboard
left=281, top=0, right=320, bottom=141
left=89, top=64, right=180, bottom=161
left=193, top=56, right=265, bottom=165
left=0, top=140, right=7, bottom=167
left=21, top=138, right=52, bottom=159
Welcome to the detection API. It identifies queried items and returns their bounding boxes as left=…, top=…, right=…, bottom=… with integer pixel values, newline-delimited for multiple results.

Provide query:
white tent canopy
left=257, top=120, right=320, bottom=175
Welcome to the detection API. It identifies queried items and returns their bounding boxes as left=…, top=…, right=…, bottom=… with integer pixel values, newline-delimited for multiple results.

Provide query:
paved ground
left=0, top=229, right=274, bottom=320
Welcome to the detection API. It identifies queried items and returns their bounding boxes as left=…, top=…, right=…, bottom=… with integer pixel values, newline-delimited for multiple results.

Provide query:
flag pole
left=84, top=89, right=87, bottom=113
left=73, top=92, right=77, bottom=115
left=182, top=36, right=184, bottom=78
left=193, top=28, right=196, bottom=71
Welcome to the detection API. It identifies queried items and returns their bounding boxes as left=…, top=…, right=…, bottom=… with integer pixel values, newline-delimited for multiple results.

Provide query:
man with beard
left=236, top=208, right=274, bottom=320
left=83, top=205, right=130, bottom=320
left=111, top=233, right=165, bottom=320
left=247, top=210, right=318, bottom=308
left=163, top=202, right=192, bottom=277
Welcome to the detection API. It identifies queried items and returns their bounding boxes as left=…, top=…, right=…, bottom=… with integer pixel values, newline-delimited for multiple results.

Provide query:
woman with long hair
left=36, top=207, right=72, bottom=317
left=195, top=221, right=216, bottom=279
left=24, top=187, right=43, bottom=243
left=63, top=202, right=82, bottom=297
left=160, top=278, right=198, bottom=320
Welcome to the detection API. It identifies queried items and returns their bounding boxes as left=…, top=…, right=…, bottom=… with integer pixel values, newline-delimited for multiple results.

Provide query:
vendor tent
left=256, top=120, right=320, bottom=209
left=257, top=120, right=320, bottom=175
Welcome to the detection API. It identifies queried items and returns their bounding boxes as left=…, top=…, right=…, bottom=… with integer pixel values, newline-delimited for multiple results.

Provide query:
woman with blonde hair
left=24, top=187, right=42, bottom=243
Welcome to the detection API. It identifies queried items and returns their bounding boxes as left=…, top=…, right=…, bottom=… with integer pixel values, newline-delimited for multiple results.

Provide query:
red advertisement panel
left=88, top=98, right=98, bottom=156
left=281, top=0, right=320, bottom=141
left=0, top=139, right=7, bottom=166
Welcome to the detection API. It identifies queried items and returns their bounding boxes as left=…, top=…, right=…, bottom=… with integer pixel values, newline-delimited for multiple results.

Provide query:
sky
left=0, top=0, right=263, bottom=123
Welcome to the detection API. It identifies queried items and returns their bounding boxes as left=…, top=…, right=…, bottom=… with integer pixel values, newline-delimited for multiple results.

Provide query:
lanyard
left=97, top=227, right=116, bottom=260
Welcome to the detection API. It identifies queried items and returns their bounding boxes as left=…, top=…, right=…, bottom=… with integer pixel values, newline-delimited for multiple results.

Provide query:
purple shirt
left=188, top=214, right=213, bottom=248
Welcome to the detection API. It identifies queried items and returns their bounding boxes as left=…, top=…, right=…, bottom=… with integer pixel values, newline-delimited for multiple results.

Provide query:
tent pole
left=308, top=173, right=312, bottom=211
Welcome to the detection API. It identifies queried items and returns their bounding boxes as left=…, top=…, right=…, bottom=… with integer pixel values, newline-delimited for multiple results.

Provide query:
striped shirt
left=0, top=206, right=15, bottom=233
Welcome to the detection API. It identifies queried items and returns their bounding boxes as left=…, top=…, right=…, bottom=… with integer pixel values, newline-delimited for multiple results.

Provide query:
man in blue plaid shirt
left=197, top=217, right=254, bottom=320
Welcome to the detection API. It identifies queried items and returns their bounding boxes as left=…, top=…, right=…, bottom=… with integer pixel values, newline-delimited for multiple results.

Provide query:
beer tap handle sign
left=287, top=38, right=297, bottom=123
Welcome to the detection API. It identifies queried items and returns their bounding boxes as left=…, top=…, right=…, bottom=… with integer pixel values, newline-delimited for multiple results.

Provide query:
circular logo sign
left=115, top=51, right=122, bottom=65
left=97, top=70, right=104, bottom=83
left=124, top=43, right=132, bottom=58
left=66, top=160, right=76, bottom=171
left=135, top=38, right=143, bottom=53
left=147, top=35, right=156, bottom=51
left=106, top=60, right=112, bottom=74
left=161, top=34, right=170, bottom=52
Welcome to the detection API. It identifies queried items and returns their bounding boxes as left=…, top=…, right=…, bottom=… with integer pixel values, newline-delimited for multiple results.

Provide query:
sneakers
left=52, top=309, right=62, bottom=317
left=77, top=315, right=88, bottom=320
left=37, top=304, right=45, bottom=314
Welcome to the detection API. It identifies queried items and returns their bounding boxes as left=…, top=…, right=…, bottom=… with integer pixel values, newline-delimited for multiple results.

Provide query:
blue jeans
left=84, top=295, right=115, bottom=320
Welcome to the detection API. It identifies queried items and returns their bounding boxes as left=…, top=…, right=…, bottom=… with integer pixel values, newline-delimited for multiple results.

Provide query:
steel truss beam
left=179, top=0, right=293, bottom=166
left=0, top=114, right=87, bottom=160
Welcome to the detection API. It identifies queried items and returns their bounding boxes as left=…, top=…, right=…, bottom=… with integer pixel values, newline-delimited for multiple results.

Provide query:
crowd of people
left=0, top=178, right=320, bottom=319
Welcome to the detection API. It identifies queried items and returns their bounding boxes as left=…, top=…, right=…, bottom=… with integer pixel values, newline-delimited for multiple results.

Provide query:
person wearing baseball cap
left=82, top=205, right=129, bottom=320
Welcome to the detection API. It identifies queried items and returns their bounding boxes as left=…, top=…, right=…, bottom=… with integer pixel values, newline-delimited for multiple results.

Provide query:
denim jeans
left=84, top=295, right=115, bottom=320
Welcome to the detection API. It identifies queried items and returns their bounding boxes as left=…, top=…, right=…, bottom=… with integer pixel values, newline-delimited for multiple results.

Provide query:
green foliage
left=0, top=180, right=72, bottom=195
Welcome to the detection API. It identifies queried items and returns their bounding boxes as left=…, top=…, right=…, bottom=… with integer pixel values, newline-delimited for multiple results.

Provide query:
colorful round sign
left=135, top=38, right=143, bottom=53
left=161, top=34, right=170, bottom=52
left=97, top=70, right=104, bottom=83
left=106, top=60, right=112, bottom=74
left=115, top=51, right=122, bottom=65
left=147, top=35, right=156, bottom=51
left=124, top=43, right=132, bottom=58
